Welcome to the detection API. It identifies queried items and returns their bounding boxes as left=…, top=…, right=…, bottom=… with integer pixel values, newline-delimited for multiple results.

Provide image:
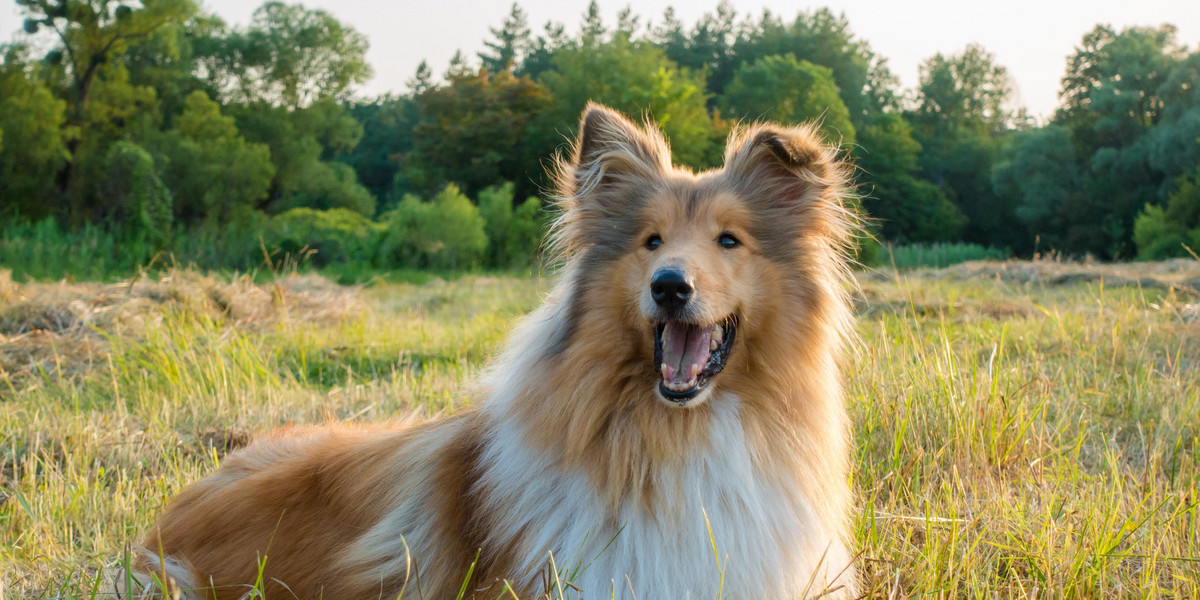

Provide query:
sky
left=3, top=0, right=1199, bottom=120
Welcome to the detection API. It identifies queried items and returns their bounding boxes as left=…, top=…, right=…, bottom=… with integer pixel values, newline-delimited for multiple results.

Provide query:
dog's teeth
left=689, top=364, right=700, bottom=378
left=713, top=324, right=723, bottom=343
left=710, top=337, right=719, bottom=351
left=661, top=365, right=668, bottom=379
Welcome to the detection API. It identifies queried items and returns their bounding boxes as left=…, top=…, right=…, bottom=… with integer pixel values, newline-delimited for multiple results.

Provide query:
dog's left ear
left=721, top=124, right=846, bottom=216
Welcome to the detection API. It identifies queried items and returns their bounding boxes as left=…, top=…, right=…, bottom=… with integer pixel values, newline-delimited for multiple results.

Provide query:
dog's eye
left=718, top=233, right=740, bottom=249
left=645, top=234, right=663, bottom=250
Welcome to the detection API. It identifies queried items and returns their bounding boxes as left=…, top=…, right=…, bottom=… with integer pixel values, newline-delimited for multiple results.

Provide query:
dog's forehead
left=647, top=179, right=749, bottom=224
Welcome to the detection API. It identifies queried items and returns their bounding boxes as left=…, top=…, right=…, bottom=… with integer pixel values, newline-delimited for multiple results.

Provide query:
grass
left=882, top=242, right=1011, bottom=270
left=1, top=261, right=1198, bottom=598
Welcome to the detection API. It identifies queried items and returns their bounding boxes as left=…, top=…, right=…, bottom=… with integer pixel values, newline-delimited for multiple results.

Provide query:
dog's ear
left=562, top=103, right=670, bottom=197
left=722, top=124, right=854, bottom=251
left=722, top=124, right=843, bottom=210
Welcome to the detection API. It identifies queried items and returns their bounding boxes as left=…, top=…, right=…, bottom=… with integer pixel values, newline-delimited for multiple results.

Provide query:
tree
left=856, top=113, right=964, bottom=242
left=148, top=91, right=274, bottom=226
left=18, top=0, right=195, bottom=122
left=913, top=44, right=1013, bottom=139
left=723, top=8, right=885, bottom=123
left=339, top=94, right=417, bottom=199
left=990, top=125, right=1082, bottom=251
left=402, top=68, right=554, bottom=201
left=0, top=47, right=70, bottom=219
left=518, top=20, right=567, bottom=80
left=580, top=0, right=605, bottom=47
left=406, top=60, right=432, bottom=94
left=908, top=44, right=1014, bottom=248
left=1052, top=25, right=1191, bottom=257
left=721, top=54, right=855, bottom=145
left=538, top=35, right=717, bottom=168
left=208, top=1, right=371, bottom=108
left=17, top=0, right=195, bottom=212
left=233, top=99, right=374, bottom=216
left=478, top=3, right=531, bottom=73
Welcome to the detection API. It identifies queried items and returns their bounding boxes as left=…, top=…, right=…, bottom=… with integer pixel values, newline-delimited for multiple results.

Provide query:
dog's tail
left=112, top=547, right=205, bottom=600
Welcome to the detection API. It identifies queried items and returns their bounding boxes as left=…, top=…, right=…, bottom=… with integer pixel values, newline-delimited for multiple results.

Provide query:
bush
left=265, top=208, right=385, bottom=267
left=380, top=184, right=487, bottom=270
left=102, top=141, right=174, bottom=250
left=1133, top=169, right=1200, bottom=260
left=478, top=182, right=546, bottom=269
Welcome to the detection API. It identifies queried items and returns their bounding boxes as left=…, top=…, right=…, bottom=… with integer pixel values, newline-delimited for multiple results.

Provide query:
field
left=1, top=259, right=1199, bottom=599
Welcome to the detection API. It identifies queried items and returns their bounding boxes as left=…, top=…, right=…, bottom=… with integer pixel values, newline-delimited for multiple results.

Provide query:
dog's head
left=550, top=103, right=854, bottom=409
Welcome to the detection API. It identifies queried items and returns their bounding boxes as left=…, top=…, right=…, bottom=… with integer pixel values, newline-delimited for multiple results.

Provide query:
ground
left=1, top=260, right=1198, bottom=599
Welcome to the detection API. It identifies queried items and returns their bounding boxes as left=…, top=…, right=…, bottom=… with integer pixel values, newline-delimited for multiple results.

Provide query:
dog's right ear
left=561, top=103, right=670, bottom=198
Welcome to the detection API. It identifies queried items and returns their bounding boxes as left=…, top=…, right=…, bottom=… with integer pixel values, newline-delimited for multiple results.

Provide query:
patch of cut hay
left=0, top=269, right=364, bottom=389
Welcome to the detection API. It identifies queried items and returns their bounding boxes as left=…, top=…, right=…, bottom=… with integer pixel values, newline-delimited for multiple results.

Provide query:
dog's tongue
left=661, top=322, right=713, bottom=386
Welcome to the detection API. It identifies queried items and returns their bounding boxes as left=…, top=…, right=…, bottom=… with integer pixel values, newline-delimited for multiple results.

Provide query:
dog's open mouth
left=653, top=316, right=737, bottom=403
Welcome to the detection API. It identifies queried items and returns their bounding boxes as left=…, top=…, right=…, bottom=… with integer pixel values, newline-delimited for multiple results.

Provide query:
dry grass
left=1, top=260, right=1198, bottom=598
left=0, top=269, right=365, bottom=391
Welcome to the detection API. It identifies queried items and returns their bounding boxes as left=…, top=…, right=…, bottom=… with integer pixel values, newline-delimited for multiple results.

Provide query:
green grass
left=1, top=266, right=1198, bottom=598
left=882, top=242, right=1010, bottom=269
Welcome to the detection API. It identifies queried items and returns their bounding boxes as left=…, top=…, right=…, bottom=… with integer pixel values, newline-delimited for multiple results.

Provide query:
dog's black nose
left=650, top=268, right=693, bottom=310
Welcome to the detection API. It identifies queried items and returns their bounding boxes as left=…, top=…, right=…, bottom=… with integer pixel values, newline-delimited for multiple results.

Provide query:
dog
left=119, top=103, right=859, bottom=599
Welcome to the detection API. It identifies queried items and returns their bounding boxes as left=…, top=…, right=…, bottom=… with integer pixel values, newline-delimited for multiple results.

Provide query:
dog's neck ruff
left=476, top=277, right=856, bottom=598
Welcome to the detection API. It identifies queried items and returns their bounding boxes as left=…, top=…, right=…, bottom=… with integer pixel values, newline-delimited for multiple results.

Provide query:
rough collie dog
left=120, top=103, right=858, bottom=599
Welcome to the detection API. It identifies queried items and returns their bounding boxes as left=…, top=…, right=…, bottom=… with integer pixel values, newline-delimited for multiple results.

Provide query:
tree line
left=1, top=0, right=1198, bottom=273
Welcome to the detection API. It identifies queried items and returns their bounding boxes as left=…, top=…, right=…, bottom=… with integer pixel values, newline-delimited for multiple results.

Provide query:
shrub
left=478, top=182, right=546, bottom=268
left=102, top=141, right=174, bottom=251
left=265, top=208, right=384, bottom=267
left=380, top=184, right=487, bottom=270
left=1134, top=169, right=1200, bottom=260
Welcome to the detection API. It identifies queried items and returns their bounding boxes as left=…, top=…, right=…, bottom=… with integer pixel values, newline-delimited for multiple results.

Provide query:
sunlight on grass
left=1, top=265, right=1197, bottom=598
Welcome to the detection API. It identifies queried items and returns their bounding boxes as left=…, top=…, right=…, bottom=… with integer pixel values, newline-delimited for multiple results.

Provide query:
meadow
left=1, top=259, right=1198, bottom=599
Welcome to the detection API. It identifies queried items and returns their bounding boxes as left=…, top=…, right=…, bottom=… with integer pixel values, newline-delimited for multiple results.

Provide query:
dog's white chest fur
left=480, top=396, right=846, bottom=599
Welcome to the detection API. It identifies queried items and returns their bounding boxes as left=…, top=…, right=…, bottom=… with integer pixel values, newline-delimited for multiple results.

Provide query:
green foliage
left=149, top=91, right=274, bottom=225
left=857, top=113, right=964, bottom=243
left=1049, top=25, right=1199, bottom=258
left=478, top=3, right=531, bottom=74
left=1134, top=169, right=1200, bottom=259
left=404, top=68, right=554, bottom=200
left=880, top=242, right=1010, bottom=270
left=724, top=8, right=886, bottom=122
left=0, top=47, right=69, bottom=219
left=101, top=141, right=173, bottom=249
left=209, top=1, right=372, bottom=108
left=233, top=99, right=373, bottom=216
left=722, top=54, right=855, bottom=144
left=2, top=0, right=1199, bottom=269
left=381, top=184, right=488, bottom=270
left=912, top=43, right=1013, bottom=138
left=538, top=34, right=717, bottom=168
left=265, top=207, right=384, bottom=266
left=338, top=95, right=416, bottom=199
left=478, top=182, right=545, bottom=268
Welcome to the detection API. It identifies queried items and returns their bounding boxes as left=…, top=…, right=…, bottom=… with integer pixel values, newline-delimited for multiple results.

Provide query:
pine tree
left=581, top=0, right=605, bottom=47
left=616, top=5, right=640, bottom=40
left=478, top=3, right=531, bottom=73
left=446, top=50, right=471, bottom=81
left=407, top=60, right=433, bottom=94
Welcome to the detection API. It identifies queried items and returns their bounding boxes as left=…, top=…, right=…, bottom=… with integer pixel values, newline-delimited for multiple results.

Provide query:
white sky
left=4, top=0, right=1198, bottom=120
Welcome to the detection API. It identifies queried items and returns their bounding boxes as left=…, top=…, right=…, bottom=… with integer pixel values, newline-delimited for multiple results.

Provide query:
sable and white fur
left=119, top=103, right=859, bottom=599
